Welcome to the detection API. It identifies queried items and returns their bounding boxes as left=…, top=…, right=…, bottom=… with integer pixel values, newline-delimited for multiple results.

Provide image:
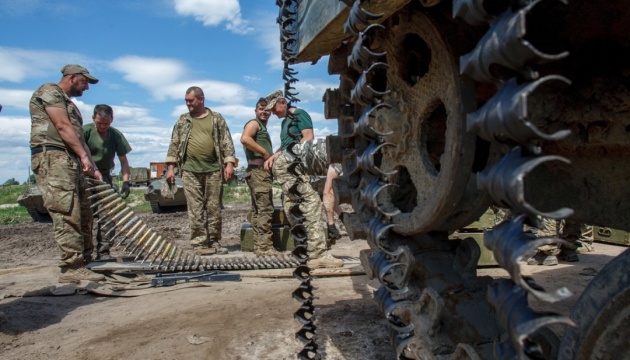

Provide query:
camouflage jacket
left=30, top=83, right=85, bottom=151
left=165, top=107, right=236, bottom=171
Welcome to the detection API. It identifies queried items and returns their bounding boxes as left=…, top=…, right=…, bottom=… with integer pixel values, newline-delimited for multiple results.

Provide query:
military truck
left=143, top=176, right=187, bottom=213
left=277, top=0, right=630, bottom=358
left=129, top=166, right=150, bottom=187
left=17, top=186, right=50, bottom=222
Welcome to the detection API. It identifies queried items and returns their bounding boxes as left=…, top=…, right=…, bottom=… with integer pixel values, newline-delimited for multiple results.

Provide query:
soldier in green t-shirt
left=83, top=104, right=132, bottom=259
left=165, top=86, right=236, bottom=254
left=241, top=97, right=280, bottom=256
left=263, top=90, right=343, bottom=269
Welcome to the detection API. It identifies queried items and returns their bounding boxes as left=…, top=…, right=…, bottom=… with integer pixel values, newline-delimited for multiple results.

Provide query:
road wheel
left=559, top=247, right=630, bottom=360
left=150, top=201, right=162, bottom=214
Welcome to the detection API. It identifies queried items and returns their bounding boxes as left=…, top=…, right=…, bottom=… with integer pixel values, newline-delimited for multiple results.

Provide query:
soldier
left=165, top=86, right=236, bottom=254
left=29, top=64, right=105, bottom=283
left=323, top=163, right=343, bottom=244
left=293, top=138, right=344, bottom=246
left=83, top=104, right=132, bottom=260
left=240, top=97, right=281, bottom=256
left=263, top=90, right=343, bottom=268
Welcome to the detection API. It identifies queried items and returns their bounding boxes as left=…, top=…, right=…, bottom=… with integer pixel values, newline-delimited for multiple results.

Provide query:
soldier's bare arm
left=241, top=121, right=270, bottom=160
left=300, top=128, right=314, bottom=143
left=119, top=154, right=131, bottom=182
left=46, top=106, right=94, bottom=175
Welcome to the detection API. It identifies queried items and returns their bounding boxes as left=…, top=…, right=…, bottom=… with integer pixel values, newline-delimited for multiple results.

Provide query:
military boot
left=526, top=252, right=558, bottom=266
left=307, top=253, right=344, bottom=269
left=59, top=264, right=106, bottom=283
left=210, top=241, right=229, bottom=255
left=254, top=248, right=283, bottom=257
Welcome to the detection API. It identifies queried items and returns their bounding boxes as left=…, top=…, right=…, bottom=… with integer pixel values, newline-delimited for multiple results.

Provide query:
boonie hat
left=61, top=64, right=99, bottom=84
left=263, top=90, right=284, bottom=110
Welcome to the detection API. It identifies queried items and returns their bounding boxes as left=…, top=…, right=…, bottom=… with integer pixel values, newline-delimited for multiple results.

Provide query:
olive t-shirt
left=83, top=123, right=132, bottom=172
left=183, top=112, right=220, bottom=173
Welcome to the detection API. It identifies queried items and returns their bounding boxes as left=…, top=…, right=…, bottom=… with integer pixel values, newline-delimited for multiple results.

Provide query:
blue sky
left=0, top=0, right=338, bottom=184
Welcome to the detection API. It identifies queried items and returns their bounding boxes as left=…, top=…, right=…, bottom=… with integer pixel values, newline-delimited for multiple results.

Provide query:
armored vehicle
left=277, top=0, right=630, bottom=359
left=17, top=186, right=50, bottom=222
left=143, top=176, right=187, bottom=214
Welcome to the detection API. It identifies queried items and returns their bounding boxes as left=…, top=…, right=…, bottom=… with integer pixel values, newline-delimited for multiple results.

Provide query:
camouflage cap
left=263, top=90, right=284, bottom=110
left=61, top=64, right=99, bottom=84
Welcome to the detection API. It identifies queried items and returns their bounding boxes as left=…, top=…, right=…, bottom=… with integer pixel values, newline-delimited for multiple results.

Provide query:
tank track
left=332, top=0, right=580, bottom=358
left=85, top=179, right=300, bottom=271
left=277, top=1, right=323, bottom=359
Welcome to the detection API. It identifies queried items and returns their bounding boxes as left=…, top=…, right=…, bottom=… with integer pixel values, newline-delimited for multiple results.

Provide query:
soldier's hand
left=120, top=181, right=131, bottom=199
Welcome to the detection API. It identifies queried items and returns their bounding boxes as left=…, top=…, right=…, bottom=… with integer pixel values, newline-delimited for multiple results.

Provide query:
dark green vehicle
left=17, top=186, right=51, bottom=222
left=143, top=176, right=187, bottom=214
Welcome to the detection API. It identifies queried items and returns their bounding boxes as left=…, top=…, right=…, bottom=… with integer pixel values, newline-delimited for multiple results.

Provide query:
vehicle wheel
left=559, top=247, right=630, bottom=360
left=339, top=8, right=492, bottom=235
left=150, top=201, right=162, bottom=214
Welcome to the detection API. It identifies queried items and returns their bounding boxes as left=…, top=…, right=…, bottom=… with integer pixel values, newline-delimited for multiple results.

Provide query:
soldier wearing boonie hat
left=262, top=89, right=343, bottom=269
left=29, top=64, right=105, bottom=283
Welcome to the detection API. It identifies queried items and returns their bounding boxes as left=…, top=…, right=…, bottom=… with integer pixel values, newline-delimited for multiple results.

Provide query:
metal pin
left=91, top=193, right=120, bottom=210
left=128, top=228, right=153, bottom=254
left=153, top=242, right=172, bottom=267
left=140, top=235, right=163, bottom=262
left=87, top=184, right=111, bottom=193
left=88, top=188, right=115, bottom=201
left=93, top=198, right=124, bottom=217
left=104, top=210, right=135, bottom=239
left=123, top=224, right=148, bottom=251
left=162, top=246, right=177, bottom=270
left=112, top=216, right=140, bottom=245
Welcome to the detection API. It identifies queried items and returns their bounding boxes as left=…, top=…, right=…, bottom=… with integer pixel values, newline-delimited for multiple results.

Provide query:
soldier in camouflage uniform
left=83, top=104, right=133, bottom=259
left=240, top=98, right=280, bottom=256
left=165, top=86, right=236, bottom=254
left=29, top=64, right=105, bottom=283
left=292, top=137, right=344, bottom=244
left=263, top=90, right=343, bottom=268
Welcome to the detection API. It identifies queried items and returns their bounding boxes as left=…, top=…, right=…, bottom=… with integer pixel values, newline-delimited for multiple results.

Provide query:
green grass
left=0, top=184, right=28, bottom=204
left=0, top=206, right=31, bottom=225
left=0, top=182, right=284, bottom=224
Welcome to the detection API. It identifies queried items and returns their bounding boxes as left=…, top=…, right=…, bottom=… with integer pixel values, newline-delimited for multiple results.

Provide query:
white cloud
left=0, top=47, right=96, bottom=83
left=0, top=88, right=34, bottom=110
left=252, top=13, right=283, bottom=71
left=172, top=0, right=253, bottom=34
left=0, top=115, right=33, bottom=183
left=243, top=75, right=261, bottom=82
left=292, top=77, right=339, bottom=104
left=111, top=55, right=258, bottom=104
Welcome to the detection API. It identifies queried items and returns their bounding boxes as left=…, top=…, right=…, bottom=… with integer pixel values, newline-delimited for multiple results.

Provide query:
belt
left=31, top=145, right=67, bottom=156
left=247, top=164, right=263, bottom=168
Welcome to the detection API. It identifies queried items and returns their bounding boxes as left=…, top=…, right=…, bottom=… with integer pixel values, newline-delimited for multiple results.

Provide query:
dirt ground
left=0, top=204, right=627, bottom=360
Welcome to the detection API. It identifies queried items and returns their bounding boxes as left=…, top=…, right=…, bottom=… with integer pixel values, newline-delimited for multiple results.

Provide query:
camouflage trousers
left=94, top=172, right=113, bottom=255
left=182, top=170, right=222, bottom=247
left=31, top=151, right=93, bottom=267
left=273, top=153, right=326, bottom=259
left=245, top=165, right=274, bottom=251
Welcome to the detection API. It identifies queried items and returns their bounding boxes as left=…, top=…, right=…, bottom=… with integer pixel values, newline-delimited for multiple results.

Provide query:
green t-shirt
left=243, top=118, right=273, bottom=161
left=280, top=108, right=312, bottom=150
left=183, top=112, right=220, bottom=173
left=83, top=123, right=132, bottom=172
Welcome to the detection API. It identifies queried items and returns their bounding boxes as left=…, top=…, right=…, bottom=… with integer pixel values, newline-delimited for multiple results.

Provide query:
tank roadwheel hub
left=373, top=10, right=479, bottom=234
